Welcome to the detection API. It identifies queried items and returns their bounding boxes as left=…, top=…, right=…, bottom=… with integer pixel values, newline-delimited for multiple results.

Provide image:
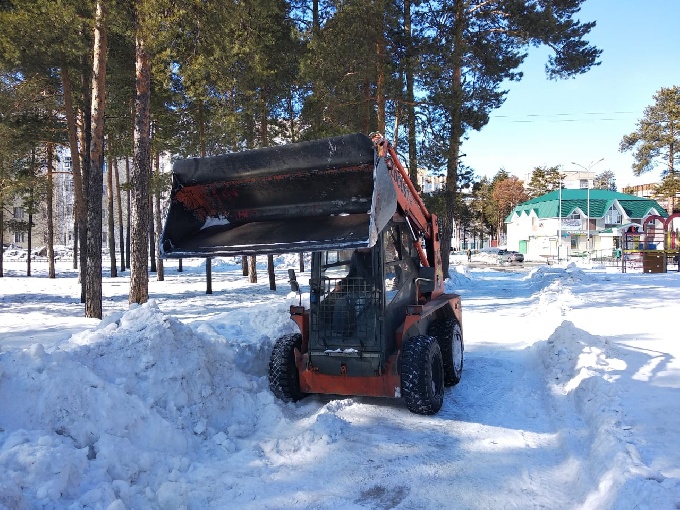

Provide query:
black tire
left=428, top=317, right=464, bottom=386
left=401, top=335, right=444, bottom=415
left=269, top=333, right=305, bottom=402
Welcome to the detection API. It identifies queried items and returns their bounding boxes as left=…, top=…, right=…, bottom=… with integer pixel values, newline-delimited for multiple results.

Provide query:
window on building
left=579, top=179, right=588, bottom=189
left=604, top=206, right=622, bottom=226
left=14, top=232, right=25, bottom=243
left=13, top=207, right=24, bottom=219
left=64, top=156, right=72, bottom=169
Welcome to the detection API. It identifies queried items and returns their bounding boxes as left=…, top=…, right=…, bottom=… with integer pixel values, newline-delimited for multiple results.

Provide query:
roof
left=598, top=222, right=642, bottom=235
left=506, top=189, right=668, bottom=222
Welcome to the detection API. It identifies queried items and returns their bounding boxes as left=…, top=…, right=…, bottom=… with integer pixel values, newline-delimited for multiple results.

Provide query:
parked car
left=501, top=250, right=524, bottom=263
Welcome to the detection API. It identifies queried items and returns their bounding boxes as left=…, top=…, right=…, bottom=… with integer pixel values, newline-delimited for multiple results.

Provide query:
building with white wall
left=505, top=189, right=668, bottom=261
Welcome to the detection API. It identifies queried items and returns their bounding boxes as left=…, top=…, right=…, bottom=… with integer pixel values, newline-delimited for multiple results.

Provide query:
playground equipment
left=621, top=213, right=680, bottom=273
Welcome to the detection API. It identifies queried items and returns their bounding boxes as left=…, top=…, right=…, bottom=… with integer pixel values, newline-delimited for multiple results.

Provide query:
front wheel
left=428, top=317, right=464, bottom=386
left=401, top=335, right=444, bottom=415
left=269, top=333, right=305, bottom=402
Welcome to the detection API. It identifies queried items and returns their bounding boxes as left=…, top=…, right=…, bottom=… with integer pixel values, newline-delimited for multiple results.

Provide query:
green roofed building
left=505, top=189, right=668, bottom=261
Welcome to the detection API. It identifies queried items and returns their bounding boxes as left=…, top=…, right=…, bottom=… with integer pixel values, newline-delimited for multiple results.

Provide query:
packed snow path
left=1, top=259, right=679, bottom=509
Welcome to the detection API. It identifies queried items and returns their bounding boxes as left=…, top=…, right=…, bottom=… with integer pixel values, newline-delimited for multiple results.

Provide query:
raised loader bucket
left=160, top=133, right=397, bottom=258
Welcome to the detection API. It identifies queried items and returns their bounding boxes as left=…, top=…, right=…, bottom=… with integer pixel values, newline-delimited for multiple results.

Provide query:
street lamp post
left=571, top=158, right=604, bottom=257
left=558, top=175, right=562, bottom=261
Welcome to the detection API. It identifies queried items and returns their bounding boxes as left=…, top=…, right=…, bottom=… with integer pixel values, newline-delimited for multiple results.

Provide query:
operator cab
left=305, top=219, right=421, bottom=377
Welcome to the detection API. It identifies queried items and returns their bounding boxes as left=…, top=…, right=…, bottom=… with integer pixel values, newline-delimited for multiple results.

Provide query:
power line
left=490, top=111, right=638, bottom=123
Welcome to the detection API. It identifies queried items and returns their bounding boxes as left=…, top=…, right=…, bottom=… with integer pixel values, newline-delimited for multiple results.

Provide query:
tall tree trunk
left=287, top=95, right=296, bottom=142
left=260, top=102, right=276, bottom=290
left=154, top=193, right=164, bottom=280
left=198, top=98, right=212, bottom=293
left=46, top=143, right=55, bottom=279
left=310, top=0, right=321, bottom=133
left=375, top=17, right=386, bottom=134
left=129, top=18, right=151, bottom=305
left=153, top=152, right=164, bottom=281
left=362, top=81, right=371, bottom=134
left=86, top=0, right=108, bottom=319
left=259, top=93, right=268, bottom=146
left=404, top=0, right=418, bottom=188
left=248, top=256, right=257, bottom=283
left=393, top=98, right=400, bottom=147
left=0, top=202, right=4, bottom=277
left=125, top=156, right=131, bottom=268
left=27, top=149, right=35, bottom=277
left=148, top=140, right=156, bottom=274
left=148, top=191, right=156, bottom=272
left=312, top=0, right=319, bottom=35
left=27, top=203, right=32, bottom=277
left=206, top=260, right=212, bottom=293
left=79, top=53, right=92, bottom=303
left=442, top=1, right=466, bottom=278
left=113, top=156, right=125, bottom=272
left=241, top=256, right=248, bottom=276
left=72, top=219, right=78, bottom=270
left=267, top=254, right=276, bottom=291
left=299, top=253, right=304, bottom=273
left=61, top=66, right=87, bottom=272
left=107, top=152, right=117, bottom=277
left=198, top=98, right=206, bottom=157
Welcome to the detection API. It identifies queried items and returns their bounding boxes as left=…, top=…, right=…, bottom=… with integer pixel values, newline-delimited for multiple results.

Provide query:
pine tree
left=0, top=0, right=104, bottom=304
left=300, top=0, right=399, bottom=139
left=620, top=85, right=680, bottom=211
left=593, top=170, right=616, bottom=191
left=527, top=166, right=563, bottom=198
left=0, top=71, right=61, bottom=277
left=655, top=175, right=680, bottom=214
left=129, top=0, right=152, bottom=305
left=418, top=0, right=601, bottom=275
left=85, top=0, right=108, bottom=319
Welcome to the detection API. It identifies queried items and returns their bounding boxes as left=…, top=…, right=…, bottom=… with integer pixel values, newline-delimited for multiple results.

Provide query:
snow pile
left=520, top=263, right=586, bottom=318
left=2, top=258, right=680, bottom=508
left=535, top=321, right=679, bottom=508
left=446, top=264, right=472, bottom=288
left=472, top=250, right=502, bottom=265
left=205, top=257, right=241, bottom=270
left=0, top=302, right=289, bottom=509
left=177, top=253, right=310, bottom=272
left=524, top=262, right=588, bottom=287
left=273, top=252, right=312, bottom=270
left=447, top=252, right=468, bottom=265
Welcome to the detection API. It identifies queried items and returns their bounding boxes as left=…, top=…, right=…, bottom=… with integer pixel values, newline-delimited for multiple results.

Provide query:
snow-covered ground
left=1, top=256, right=679, bottom=509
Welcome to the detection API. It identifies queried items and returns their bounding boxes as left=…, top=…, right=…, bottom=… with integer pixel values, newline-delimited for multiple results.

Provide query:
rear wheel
left=269, top=334, right=305, bottom=402
left=428, top=318, right=464, bottom=386
left=401, top=335, right=444, bottom=415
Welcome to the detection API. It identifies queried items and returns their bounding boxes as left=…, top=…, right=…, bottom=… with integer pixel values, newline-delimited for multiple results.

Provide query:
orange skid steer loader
left=160, top=133, right=463, bottom=414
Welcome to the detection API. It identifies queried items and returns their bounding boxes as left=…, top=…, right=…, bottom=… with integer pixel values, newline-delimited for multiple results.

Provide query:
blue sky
left=462, top=0, right=679, bottom=190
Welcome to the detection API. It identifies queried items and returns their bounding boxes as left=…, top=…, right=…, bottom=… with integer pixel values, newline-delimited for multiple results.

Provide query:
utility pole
left=572, top=158, right=604, bottom=258
left=558, top=175, right=562, bottom=261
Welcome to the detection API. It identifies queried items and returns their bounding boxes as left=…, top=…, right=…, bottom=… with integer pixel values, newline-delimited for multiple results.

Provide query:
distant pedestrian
left=467, top=248, right=472, bottom=262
